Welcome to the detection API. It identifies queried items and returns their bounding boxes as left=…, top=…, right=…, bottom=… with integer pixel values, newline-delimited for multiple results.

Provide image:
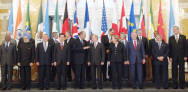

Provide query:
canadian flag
left=119, top=1, right=127, bottom=34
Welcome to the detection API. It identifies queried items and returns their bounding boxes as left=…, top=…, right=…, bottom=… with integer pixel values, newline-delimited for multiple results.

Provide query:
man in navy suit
left=36, top=33, right=53, bottom=90
left=152, top=34, right=169, bottom=89
left=126, top=32, right=145, bottom=89
left=72, top=31, right=90, bottom=89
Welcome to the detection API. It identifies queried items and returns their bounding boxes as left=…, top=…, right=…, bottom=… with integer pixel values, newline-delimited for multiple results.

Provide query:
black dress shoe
left=1, top=88, right=7, bottom=90
left=40, top=88, right=44, bottom=90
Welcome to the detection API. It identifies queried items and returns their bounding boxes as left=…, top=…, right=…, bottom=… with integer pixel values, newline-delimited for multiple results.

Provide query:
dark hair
left=59, top=33, right=65, bottom=37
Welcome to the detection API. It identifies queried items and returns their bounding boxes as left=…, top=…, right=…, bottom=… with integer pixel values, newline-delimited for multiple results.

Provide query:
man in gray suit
left=0, top=32, right=17, bottom=90
left=88, top=34, right=105, bottom=89
left=2, top=32, right=17, bottom=46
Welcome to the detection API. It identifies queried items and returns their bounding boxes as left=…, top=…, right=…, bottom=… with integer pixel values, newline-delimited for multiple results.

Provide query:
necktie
left=158, top=42, right=161, bottom=49
left=5, top=43, right=8, bottom=51
left=134, top=40, right=137, bottom=50
left=44, top=42, right=47, bottom=52
left=61, top=43, right=64, bottom=50
left=175, top=36, right=179, bottom=43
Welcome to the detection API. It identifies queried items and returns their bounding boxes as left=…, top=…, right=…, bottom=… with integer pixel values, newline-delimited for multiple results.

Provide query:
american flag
left=101, top=0, right=108, bottom=36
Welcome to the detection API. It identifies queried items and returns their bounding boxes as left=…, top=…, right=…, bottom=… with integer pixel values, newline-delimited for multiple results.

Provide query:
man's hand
left=53, top=62, right=57, bottom=66
left=108, top=61, right=110, bottom=65
left=18, top=62, right=21, bottom=66
left=101, top=62, right=104, bottom=66
left=88, top=62, right=91, bottom=66
left=145, top=55, right=149, bottom=58
left=142, top=59, right=146, bottom=64
left=30, top=63, right=33, bottom=66
left=169, top=58, right=173, bottom=62
left=83, top=46, right=90, bottom=50
left=36, top=62, right=40, bottom=66
left=157, top=56, right=164, bottom=62
left=184, top=57, right=187, bottom=61
left=106, top=50, right=110, bottom=54
left=67, top=62, right=70, bottom=66
left=124, top=61, right=130, bottom=65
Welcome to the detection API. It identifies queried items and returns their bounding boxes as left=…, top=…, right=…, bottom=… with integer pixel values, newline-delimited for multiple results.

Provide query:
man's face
left=120, top=34, right=125, bottom=40
left=137, top=30, right=142, bottom=36
left=92, top=36, right=98, bottom=42
left=131, top=33, right=137, bottom=40
left=80, top=32, right=86, bottom=40
left=109, top=30, right=114, bottom=36
left=173, top=27, right=179, bottom=35
left=23, top=36, right=29, bottom=43
left=43, top=34, right=48, bottom=42
left=156, top=36, right=162, bottom=42
left=59, top=35, right=65, bottom=42
left=39, top=32, right=43, bottom=38
left=66, top=33, right=71, bottom=38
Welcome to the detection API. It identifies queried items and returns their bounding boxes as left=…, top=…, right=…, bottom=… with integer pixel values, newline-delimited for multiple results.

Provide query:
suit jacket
left=127, top=40, right=145, bottom=64
left=72, top=38, right=88, bottom=64
left=36, top=41, right=53, bottom=66
left=18, top=41, right=35, bottom=66
left=0, top=42, right=17, bottom=66
left=101, top=35, right=111, bottom=52
left=152, top=41, right=169, bottom=64
left=65, top=38, right=74, bottom=62
left=88, top=42, right=105, bottom=65
left=169, top=35, right=187, bottom=59
left=108, top=42, right=126, bottom=62
left=148, top=39, right=156, bottom=56
left=54, top=42, right=70, bottom=66
left=137, top=36, right=149, bottom=55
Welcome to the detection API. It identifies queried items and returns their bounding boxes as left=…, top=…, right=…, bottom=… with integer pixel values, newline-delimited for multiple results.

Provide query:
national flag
left=14, top=0, right=23, bottom=39
left=62, top=1, right=69, bottom=35
left=44, top=0, right=50, bottom=37
left=101, top=0, right=108, bottom=37
left=148, top=0, right=155, bottom=40
left=84, top=1, right=90, bottom=40
left=169, top=0, right=175, bottom=37
left=128, top=1, right=136, bottom=41
left=111, top=0, right=118, bottom=35
left=139, top=0, right=146, bottom=37
left=119, top=1, right=127, bottom=34
left=72, top=1, right=79, bottom=38
left=36, top=0, right=43, bottom=34
left=25, top=0, right=31, bottom=33
left=157, top=0, right=166, bottom=42
left=8, top=4, right=13, bottom=34
left=52, top=0, right=60, bottom=33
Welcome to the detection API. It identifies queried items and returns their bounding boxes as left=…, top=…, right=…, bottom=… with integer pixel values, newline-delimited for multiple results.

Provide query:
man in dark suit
left=137, top=29, right=149, bottom=80
left=101, top=28, right=114, bottom=80
left=17, top=33, right=35, bottom=90
left=72, top=31, right=89, bottom=89
left=88, top=34, right=105, bottom=89
left=65, top=32, right=74, bottom=82
left=48, top=32, right=59, bottom=82
left=36, top=33, right=53, bottom=90
left=169, top=26, right=187, bottom=89
left=148, top=31, right=159, bottom=82
left=126, top=32, right=145, bottom=89
left=53, top=34, right=70, bottom=90
left=119, top=32, right=129, bottom=80
left=152, top=35, right=169, bottom=89
left=0, top=32, right=17, bottom=90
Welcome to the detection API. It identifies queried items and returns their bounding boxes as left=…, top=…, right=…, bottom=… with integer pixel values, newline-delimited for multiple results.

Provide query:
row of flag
left=7, top=0, right=176, bottom=42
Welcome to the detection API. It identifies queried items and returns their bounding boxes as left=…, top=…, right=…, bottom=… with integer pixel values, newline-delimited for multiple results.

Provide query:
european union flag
left=128, top=1, right=136, bottom=41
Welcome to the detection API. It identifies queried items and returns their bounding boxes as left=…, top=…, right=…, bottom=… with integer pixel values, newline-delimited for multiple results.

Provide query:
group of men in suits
left=0, top=25, right=188, bottom=90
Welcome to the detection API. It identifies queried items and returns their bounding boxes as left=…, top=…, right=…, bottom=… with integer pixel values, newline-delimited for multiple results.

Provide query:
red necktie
left=134, top=40, right=137, bottom=50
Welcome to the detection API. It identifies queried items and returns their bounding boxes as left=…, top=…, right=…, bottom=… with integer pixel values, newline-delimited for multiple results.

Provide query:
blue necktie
left=6, top=44, right=8, bottom=51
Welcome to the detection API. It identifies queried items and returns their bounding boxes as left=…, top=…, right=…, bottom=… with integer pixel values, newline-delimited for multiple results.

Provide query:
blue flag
left=44, top=1, right=50, bottom=37
left=128, top=2, right=136, bottom=41
left=8, top=5, right=13, bottom=34
left=169, top=0, right=175, bottom=37
left=101, top=0, right=108, bottom=35
left=84, top=1, right=90, bottom=40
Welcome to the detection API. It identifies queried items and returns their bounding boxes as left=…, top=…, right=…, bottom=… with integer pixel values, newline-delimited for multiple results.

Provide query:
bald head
left=5, top=32, right=11, bottom=42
